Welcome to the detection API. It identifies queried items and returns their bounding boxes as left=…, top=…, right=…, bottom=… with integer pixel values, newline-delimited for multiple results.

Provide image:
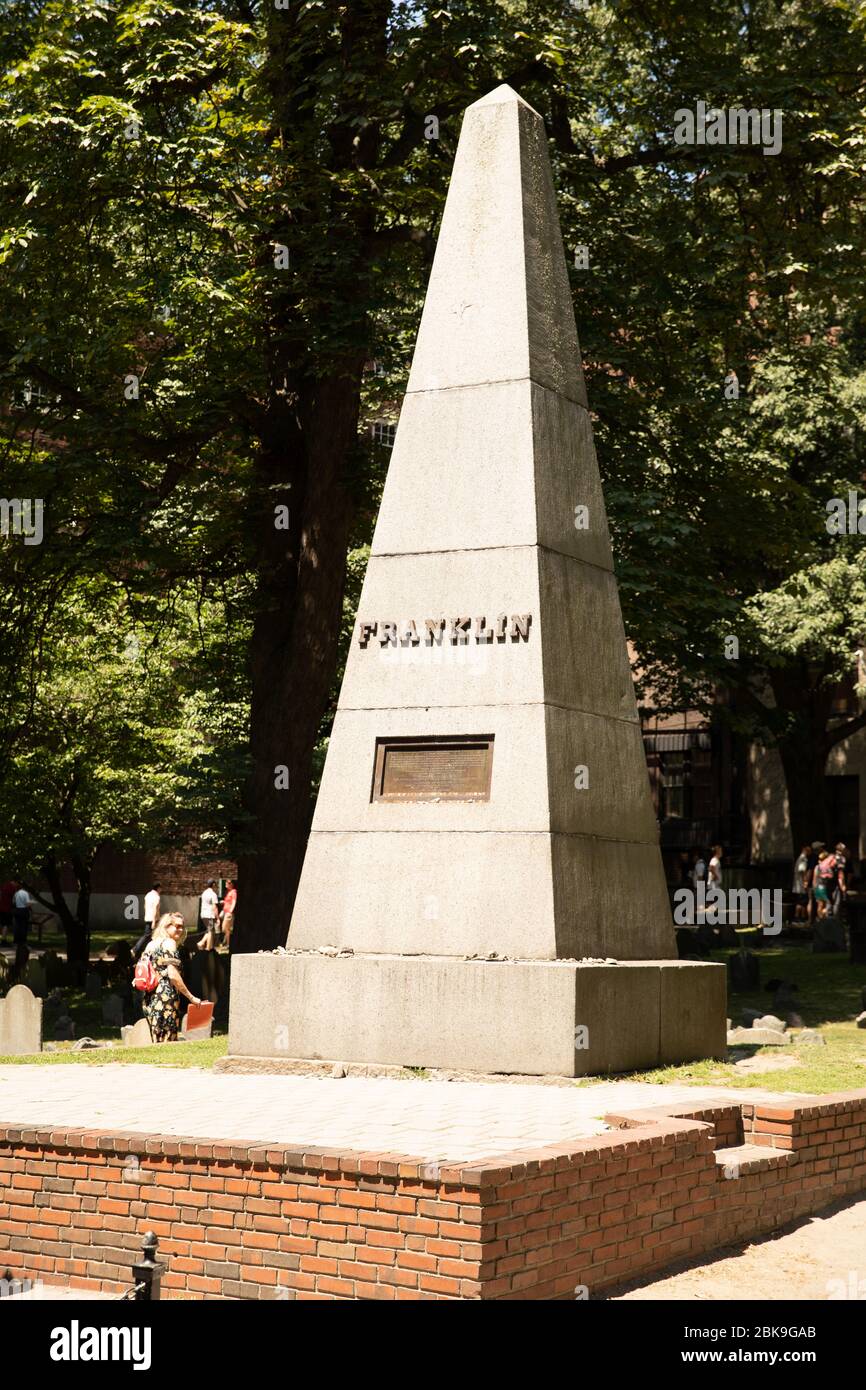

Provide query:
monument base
left=227, top=953, right=726, bottom=1077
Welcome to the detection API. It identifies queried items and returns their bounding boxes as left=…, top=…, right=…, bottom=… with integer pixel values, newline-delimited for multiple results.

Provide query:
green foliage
left=0, top=574, right=249, bottom=890
left=2, top=0, right=866, bottom=875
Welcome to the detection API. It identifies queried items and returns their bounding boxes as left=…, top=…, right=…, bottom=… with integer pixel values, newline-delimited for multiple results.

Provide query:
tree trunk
left=231, top=0, right=389, bottom=952
left=72, top=853, right=92, bottom=960
left=777, top=739, right=830, bottom=859
left=41, top=853, right=89, bottom=964
left=769, top=665, right=835, bottom=859
left=234, top=371, right=359, bottom=952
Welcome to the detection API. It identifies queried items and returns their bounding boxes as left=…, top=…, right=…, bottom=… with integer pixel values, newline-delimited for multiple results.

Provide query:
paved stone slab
left=0, top=1064, right=810, bottom=1163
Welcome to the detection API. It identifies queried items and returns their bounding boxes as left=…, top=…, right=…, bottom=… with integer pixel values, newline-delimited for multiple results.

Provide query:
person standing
left=704, top=844, right=725, bottom=929
left=813, top=849, right=837, bottom=919
left=141, top=914, right=202, bottom=1043
left=690, top=848, right=707, bottom=888
left=12, top=884, right=31, bottom=946
left=0, top=877, right=16, bottom=945
left=197, top=880, right=219, bottom=951
left=711, top=834, right=722, bottom=889
left=792, top=844, right=811, bottom=921
left=220, top=879, right=237, bottom=948
left=806, top=841, right=823, bottom=924
left=832, top=843, right=849, bottom=916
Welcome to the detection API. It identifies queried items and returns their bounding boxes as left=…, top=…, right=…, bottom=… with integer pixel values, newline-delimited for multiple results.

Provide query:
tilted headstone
left=727, top=1026, right=787, bottom=1046
left=0, top=984, right=42, bottom=1055
left=227, top=85, right=726, bottom=1077
left=121, top=1018, right=153, bottom=1047
left=754, top=1014, right=786, bottom=1033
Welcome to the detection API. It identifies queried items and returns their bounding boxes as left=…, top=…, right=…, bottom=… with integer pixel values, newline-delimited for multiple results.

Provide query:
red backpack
left=133, top=955, right=159, bottom=993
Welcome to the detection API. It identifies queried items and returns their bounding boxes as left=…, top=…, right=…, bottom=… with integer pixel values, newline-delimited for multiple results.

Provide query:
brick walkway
left=0, top=1065, right=806, bottom=1162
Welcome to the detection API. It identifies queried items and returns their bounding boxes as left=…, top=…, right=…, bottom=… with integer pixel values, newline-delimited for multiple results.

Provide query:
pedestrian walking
left=133, top=882, right=162, bottom=959
left=690, top=848, right=707, bottom=888
left=806, top=841, right=824, bottom=924
left=12, top=884, right=31, bottom=945
left=196, top=880, right=219, bottom=951
left=832, top=842, right=849, bottom=916
left=220, top=879, right=236, bottom=948
left=144, top=883, right=161, bottom=933
left=792, top=843, right=810, bottom=921
left=813, top=849, right=837, bottom=919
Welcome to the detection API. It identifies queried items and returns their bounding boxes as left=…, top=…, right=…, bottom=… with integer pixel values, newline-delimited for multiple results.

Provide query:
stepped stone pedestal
left=228, top=84, right=726, bottom=1077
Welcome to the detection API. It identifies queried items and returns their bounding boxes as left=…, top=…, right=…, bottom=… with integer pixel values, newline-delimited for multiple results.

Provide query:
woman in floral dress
left=142, top=914, right=202, bottom=1043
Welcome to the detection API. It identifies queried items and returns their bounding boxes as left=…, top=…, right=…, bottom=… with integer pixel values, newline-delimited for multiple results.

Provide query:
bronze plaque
left=372, top=735, right=494, bottom=802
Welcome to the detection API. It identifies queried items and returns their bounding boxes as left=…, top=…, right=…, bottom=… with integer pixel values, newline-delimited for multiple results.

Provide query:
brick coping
left=3, top=1088, right=864, bottom=1184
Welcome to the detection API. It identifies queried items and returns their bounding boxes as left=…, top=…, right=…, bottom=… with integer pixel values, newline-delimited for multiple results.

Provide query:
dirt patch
left=730, top=1053, right=802, bottom=1075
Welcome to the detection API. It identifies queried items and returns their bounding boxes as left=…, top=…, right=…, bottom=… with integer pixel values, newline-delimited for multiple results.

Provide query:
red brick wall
left=1, top=1091, right=864, bottom=1300
left=50, top=846, right=237, bottom=897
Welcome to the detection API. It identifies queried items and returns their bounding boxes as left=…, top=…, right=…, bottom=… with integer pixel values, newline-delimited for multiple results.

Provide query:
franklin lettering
left=358, top=614, right=532, bottom=646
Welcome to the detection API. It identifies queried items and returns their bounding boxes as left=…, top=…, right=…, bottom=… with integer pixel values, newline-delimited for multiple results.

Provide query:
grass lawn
left=25, top=921, right=155, bottom=958
left=0, top=1036, right=228, bottom=1068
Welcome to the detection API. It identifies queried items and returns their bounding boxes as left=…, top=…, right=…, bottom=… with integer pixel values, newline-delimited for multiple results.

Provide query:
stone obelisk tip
left=406, top=79, right=585, bottom=403
left=467, top=84, right=541, bottom=117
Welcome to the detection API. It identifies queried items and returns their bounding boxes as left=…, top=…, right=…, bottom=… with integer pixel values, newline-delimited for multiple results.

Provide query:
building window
left=659, top=751, right=688, bottom=820
left=371, top=420, right=396, bottom=448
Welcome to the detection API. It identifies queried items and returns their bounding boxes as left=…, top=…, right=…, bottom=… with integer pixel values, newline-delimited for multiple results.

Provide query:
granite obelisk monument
left=228, top=86, right=726, bottom=1075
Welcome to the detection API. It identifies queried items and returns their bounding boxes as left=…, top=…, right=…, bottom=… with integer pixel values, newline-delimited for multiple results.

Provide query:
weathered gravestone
left=41, top=950, right=70, bottom=990
left=181, top=1012, right=213, bottom=1042
left=729, top=949, right=760, bottom=993
left=0, top=985, right=43, bottom=1055
left=102, top=994, right=125, bottom=1028
left=188, top=950, right=224, bottom=1006
left=121, top=1018, right=152, bottom=1047
left=85, top=972, right=102, bottom=999
left=813, top=915, right=846, bottom=953
left=227, top=85, right=726, bottom=1076
left=24, top=960, right=46, bottom=997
